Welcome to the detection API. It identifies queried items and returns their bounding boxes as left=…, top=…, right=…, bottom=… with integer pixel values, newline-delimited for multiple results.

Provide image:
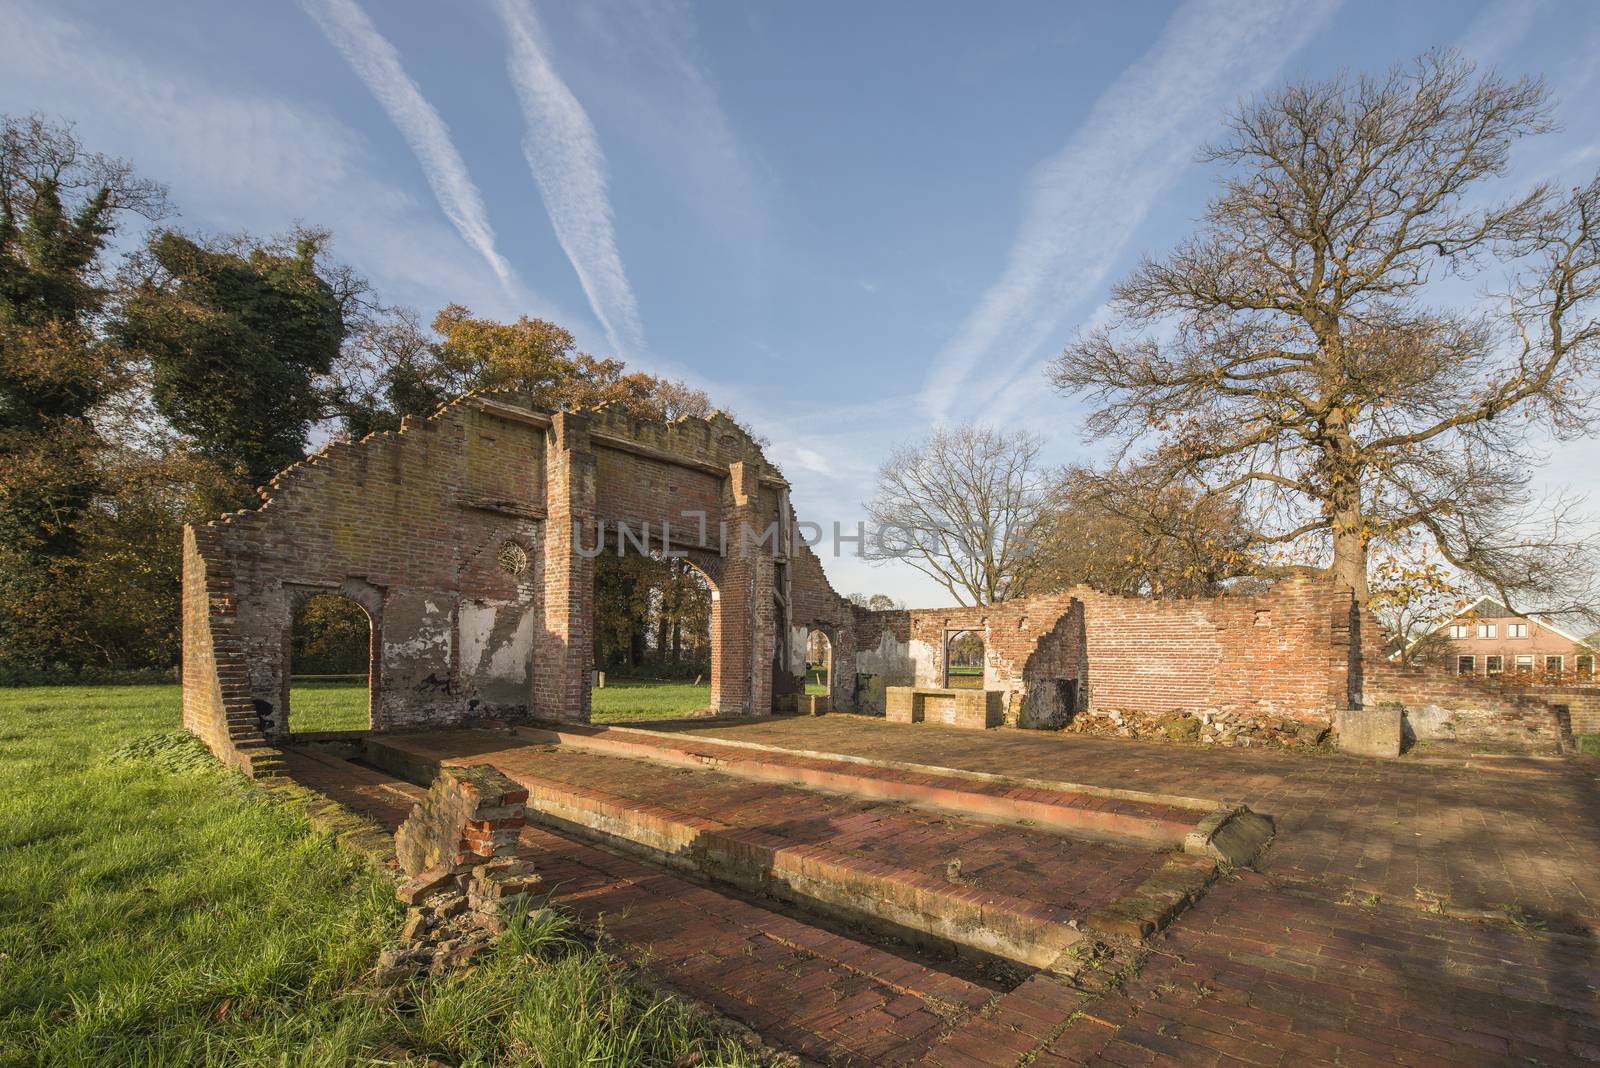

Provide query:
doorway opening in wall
left=288, top=593, right=373, bottom=732
left=806, top=629, right=833, bottom=696
left=945, top=629, right=985, bottom=689
left=591, top=548, right=716, bottom=723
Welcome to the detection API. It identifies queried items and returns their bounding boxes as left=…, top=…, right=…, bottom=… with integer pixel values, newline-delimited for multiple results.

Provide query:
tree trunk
left=1330, top=525, right=1368, bottom=601
left=1320, top=403, right=1369, bottom=601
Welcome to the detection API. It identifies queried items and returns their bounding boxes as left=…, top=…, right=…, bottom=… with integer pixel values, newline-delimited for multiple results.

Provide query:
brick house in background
left=1419, top=596, right=1597, bottom=681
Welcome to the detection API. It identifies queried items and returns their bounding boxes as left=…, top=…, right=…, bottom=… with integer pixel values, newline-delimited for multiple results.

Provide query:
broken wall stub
left=182, top=391, right=851, bottom=773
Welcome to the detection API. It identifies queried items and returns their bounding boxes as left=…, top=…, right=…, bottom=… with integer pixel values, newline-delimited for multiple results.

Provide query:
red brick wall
left=182, top=392, right=804, bottom=771
left=851, top=577, right=1356, bottom=734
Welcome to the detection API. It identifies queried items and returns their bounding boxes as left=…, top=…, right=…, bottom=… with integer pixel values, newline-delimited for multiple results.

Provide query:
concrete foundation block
left=1337, top=705, right=1402, bottom=758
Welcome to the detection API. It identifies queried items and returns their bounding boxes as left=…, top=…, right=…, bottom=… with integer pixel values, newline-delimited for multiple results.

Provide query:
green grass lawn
left=288, top=678, right=371, bottom=732
left=287, top=679, right=716, bottom=729
left=1581, top=733, right=1600, bottom=756
left=0, top=685, right=760, bottom=1067
left=590, top=679, right=710, bottom=722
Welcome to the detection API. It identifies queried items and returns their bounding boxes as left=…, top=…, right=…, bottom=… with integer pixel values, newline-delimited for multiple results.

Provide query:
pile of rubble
left=374, top=763, right=544, bottom=986
left=1065, top=708, right=1331, bottom=749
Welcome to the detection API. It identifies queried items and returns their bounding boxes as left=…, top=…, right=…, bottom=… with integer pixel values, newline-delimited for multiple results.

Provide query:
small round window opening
left=497, top=540, right=529, bottom=576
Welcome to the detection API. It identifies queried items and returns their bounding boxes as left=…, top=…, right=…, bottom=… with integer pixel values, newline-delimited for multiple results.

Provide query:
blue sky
left=4, top=0, right=1598, bottom=605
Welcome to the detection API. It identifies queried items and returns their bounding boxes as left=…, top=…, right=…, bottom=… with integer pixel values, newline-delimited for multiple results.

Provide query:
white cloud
left=1456, top=0, right=1547, bottom=64
left=917, top=0, right=1340, bottom=423
left=0, top=2, right=556, bottom=323
left=300, top=0, right=517, bottom=293
left=496, top=0, right=645, bottom=358
left=572, top=0, right=767, bottom=247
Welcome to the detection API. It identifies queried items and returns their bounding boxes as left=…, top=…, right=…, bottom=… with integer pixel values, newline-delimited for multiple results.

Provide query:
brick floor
left=375, top=730, right=1171, bottom=923
left=671, top=716, right=1600, bottom=926
left=280, top=718, right=1600, bottom=1066
left=1020, top=871, right=1600, bottom=1067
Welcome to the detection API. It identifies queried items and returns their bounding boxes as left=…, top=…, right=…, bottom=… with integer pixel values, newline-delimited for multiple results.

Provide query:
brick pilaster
left=535, top=411, right=595, bottom=722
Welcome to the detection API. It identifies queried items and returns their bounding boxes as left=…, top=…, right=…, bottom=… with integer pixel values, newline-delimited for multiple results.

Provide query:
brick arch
left=279, top=580, right=382, bottom=734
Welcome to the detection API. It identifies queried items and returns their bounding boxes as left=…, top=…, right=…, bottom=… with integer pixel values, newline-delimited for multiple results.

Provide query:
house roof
left=1430, top=594, right=1597, bottom=649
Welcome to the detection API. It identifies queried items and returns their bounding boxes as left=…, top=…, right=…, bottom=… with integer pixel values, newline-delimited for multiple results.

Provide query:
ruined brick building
left=182, top=392, right=1585, bottom=775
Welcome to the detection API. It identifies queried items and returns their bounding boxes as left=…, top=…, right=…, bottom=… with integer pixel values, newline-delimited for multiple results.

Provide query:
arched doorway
left=590, top=545, right=719, bottom=722
left=806, top=629, right=833, bottom=695
left=287, top=592, right=374, bottom=732
left=945, top=628, right=985, bottom=689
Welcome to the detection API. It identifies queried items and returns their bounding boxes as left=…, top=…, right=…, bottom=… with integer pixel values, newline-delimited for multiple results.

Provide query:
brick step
left=279, top=746, right=1003, bottom=1066
left=516, top=721, right=1269, bottom=863
left=365, top=732, right=1219, bottom=968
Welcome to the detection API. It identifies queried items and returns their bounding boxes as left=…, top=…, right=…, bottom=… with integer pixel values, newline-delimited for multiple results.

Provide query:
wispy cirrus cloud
left=0, top=0, right=555, bottom=323
left=496, top=0, right=645, bottom=359
left=918, top=0, right=1340, bottom=424
left=571, top=0, right=767, bottom=247
left=300, top=0, right=517, bottom=293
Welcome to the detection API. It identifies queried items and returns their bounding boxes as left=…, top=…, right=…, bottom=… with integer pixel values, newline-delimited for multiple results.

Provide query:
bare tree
left=1050, top=52, right=1600, bottom=620
left=865, top=424, right=1047, bottom=606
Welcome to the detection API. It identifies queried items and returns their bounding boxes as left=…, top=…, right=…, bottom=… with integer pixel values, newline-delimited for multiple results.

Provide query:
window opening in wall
left=1507, top=622, right=1528, bottom=638
left=1456, top=655, right=1474, bottom=676
left=1544, top=655, right=1564, bottom=677
left=1577, top=654, right=1594, bottom=677
left=1485, top=655, right=1503, bottom=677
left=1515, top=654, right=1534, bottom=673
left=288, top=593, right=373, bottom=732
left=1476, top=622, right=1496, bottom=638
left=1448, top=624, right=1470, bottom=639
left=946, top=629, right=985, bottom=689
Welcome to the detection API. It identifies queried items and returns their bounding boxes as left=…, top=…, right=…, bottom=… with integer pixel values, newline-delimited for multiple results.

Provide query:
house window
left=1544, top=655, right=1564, bottom=676
left=1476, top=623, right=1496, bottom=639
left=1578, top=655, right=1595, bottom=677
left=1506, top=623, right=1528, bottom=638
left=1485, top=655, right=1503, bottom=676
left=1514, top=654, right=1534, bottom=673
left=1448, top=624, right=1470, bottom=639
left=1456, top=655, right=1474, bottom=676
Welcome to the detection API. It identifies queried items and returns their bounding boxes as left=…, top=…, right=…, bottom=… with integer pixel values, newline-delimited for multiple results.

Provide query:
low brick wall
left=852, top=579, right=1574, bottom=755
left=854, top=577, right=1354, bottom=742
left=1364, top=659, right=1575, bottom=754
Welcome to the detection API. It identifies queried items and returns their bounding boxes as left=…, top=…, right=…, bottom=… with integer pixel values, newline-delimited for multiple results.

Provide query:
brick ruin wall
left=1358, top=618, right=1582, bottom=752
left=182, top=391, right=841, bottom=773
left=182, top=389, right=1576, bottom=768
left=851, top=576, right=1572, bottom=753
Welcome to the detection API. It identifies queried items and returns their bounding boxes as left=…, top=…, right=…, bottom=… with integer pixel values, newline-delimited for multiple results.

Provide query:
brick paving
left=673, top=715, right=1600, bottom=925
left=282, top=719, right=1600, bottom=1065
left=376, top=730, right=1171, bottom=923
